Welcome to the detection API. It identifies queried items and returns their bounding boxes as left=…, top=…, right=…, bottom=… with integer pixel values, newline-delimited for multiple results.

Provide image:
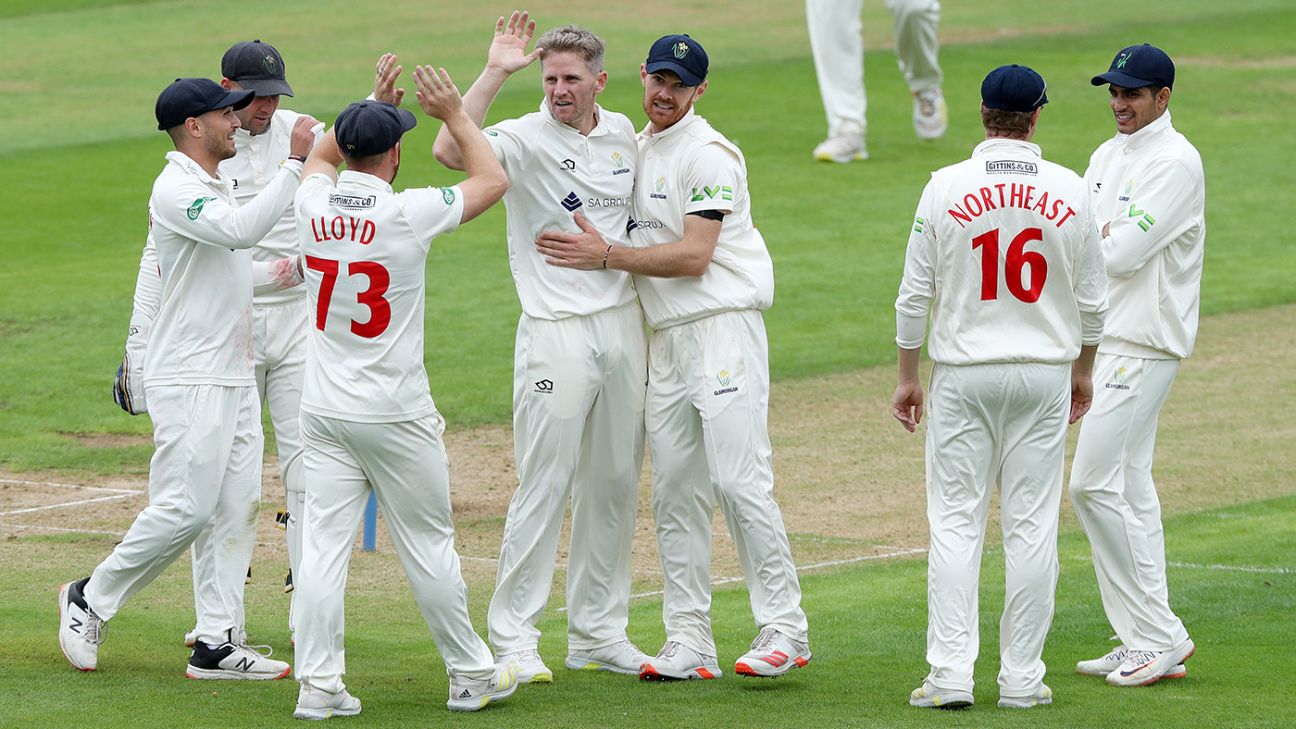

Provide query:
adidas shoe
left=186, top=636, right=290, bottom=680
left=58, top=578, right=104, bottom=671
left=1106, top=639, right=1196, bottom=686
left=912, top=88, right=948, bottom=140
left=999, top=683, right=1053, bottom=708
left=566, top=639, right=651, bottom=675
left=294, top=683, right=361, bottom=720
left=734, top=627, right=811, bottom=677
left=909, top=679, right=973, bottom=709
left=638, top=641, right=721, bottom=681
left=813, top=130, right=867, bottom=163
left=447, top=663, right=518, bottom=711
left=495, top=648, right=552, bottom=684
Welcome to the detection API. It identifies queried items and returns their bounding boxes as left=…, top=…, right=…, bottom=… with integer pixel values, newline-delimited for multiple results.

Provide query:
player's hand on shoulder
left=414, top=65, right=463, bottom=121
left=487, top=10, right=543, bottom=76
left=289, top=115, right=320, bottom=159
left=374, top=52, right=406, bottom=106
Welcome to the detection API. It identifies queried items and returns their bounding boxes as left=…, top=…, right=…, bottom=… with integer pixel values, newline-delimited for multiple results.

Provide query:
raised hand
left=414, top=65, right=463, bottom=121
left=374, top=53, right=405, bottom=106
left=289, top=115, right=319, bottom=158
left=487, top=10, right=543, bottom=75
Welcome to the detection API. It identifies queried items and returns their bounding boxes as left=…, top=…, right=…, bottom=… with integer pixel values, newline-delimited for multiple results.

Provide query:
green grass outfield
left=1, top=0, right=1294, bottom=471
left=2, top=496, right=1292, bottom=727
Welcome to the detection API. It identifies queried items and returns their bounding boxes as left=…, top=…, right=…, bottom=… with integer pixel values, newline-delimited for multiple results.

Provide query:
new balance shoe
left=495, top=648, right=552, bottom=684
left=999, top=683, right=1053, bottom=709
left=186, top=636, right=290, bottom=680
left=1106, top=639, right=1196, bottom=686
left=58, top=578, right=104, bottom=671
left=813, top=130, right=868, bottom=163
left=447, top=663, right=518, bottom=711
left=294, top=683, right=362, bottom=720
left=566, top=640, right=651, bottom=675
left=638, top=641, right=721, bottom=681
left=909, top=679, right=973, bottom=709
left=912, top=88, right=948, bottom=140
left=734, top=626, right=811, bottom=677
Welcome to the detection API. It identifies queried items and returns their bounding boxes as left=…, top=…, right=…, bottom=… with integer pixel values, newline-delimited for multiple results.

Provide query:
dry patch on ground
left=4, top=305, right=1294, bottom=603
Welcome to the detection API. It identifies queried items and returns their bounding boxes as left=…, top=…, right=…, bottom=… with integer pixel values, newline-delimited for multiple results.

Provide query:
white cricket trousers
left=806, top=0, right=943, bottom=137
left=190, top=297, right=308, bottom=635
left=924, top=362, right=1068, bottom=699
left=1070, top=354, right=1189, bottom=651
left=647, top=310, right=808, bottom=657
left=489, top=303, right=647, bottom=654
left=295, top=412, right=495, bottom=694
left=84, top=384, right=262, bottom=643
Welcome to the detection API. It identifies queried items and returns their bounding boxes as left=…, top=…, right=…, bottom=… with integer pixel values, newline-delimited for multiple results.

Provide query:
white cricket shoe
left=58, top=578, right=104, bottom=671
left=1079, top=644, right=1186, bottom=678
left=495, top=648, right=553, bottom=684
left=734, top=626, right=811, bottom=677
left=909, top=679, right=973, bottom=709
left=999, top=683, right=1053, bottom=708
left=566, top=640, right=651, bottom=675
left=293, top=683, right=362, bottom=720
left=186, top=637, right=291, bottom=680
left=913, top=88, right=948, bottom=140
left=1106, top=639, right=1196, bottom=686
left=447, top=663, right=518, bottom=711
left=638, top=641, right=721, bottom=681
left=813, top=130, right=868, bottom=163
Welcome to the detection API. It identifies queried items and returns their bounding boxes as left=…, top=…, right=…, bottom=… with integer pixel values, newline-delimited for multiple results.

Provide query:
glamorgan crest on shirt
left=611, top=151, right=630, bottom=175
left=187, top=196, right=216, bottom=221
left=651, top=176, right=668, bottom=200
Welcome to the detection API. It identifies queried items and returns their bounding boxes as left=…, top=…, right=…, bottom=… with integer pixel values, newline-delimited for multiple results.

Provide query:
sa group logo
left=561, top=191, right=583, bottom=212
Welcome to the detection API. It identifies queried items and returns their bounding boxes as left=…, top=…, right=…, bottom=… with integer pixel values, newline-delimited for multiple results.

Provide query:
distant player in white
left=431, top=12, right=649, bottom=681
left=112, top=40, right=320, bottom=646
left=1070, top=44, right=1202, bottom=687
left=807, top=0, right=945, bottom=163
left=60, top=77, right=317, bottom=679
left=290, top=65, right=516, bottom=719
left=537, top=34, right=811, bottom=681
left=891, top=65, right=1108, bottom=710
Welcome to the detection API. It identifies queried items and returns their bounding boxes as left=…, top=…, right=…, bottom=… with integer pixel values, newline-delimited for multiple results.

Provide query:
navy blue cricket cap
left=1092, top=44, right=1174, bottom=89
left=981, top=64, right=1049, bottom=112
left=645, top=34, right=709, bottom=87
left=155, top=78, right=254, bottom=131
left=222, top=40, right=294, bottom=97
left=334, top=100, right=417, bottom=157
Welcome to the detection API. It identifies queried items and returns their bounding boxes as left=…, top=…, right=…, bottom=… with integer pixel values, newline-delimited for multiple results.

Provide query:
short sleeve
left=682, top=143, right=743, bottom=215
left=482, top=118, right=528, bottom=174
left=399, top=184, right=466, bottom=247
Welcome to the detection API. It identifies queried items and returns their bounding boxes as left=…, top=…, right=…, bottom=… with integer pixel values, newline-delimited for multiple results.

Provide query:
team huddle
left=54, top=9, right=1204, bottom=720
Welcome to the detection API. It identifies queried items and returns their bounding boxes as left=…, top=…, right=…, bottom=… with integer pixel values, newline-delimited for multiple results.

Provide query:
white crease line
left=0, top=492, right=142, bottom=517
left=1168, top=560, right=1292, bottom=575
left=558, top=547, right=929, bottom=612
left=0, top=478, right=141, bottom=495
left=0, top=522, right=124, bottom=537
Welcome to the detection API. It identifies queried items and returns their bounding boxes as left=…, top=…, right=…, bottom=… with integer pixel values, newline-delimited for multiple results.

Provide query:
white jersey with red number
left=144, top=151, right=302, bottom=388
left=628, top=110, right=774, bottom=329
left=895, top=138, right=1108, bottom=365
left=483, top=102, right=638, bottom=320
left=295, top=171, right=464, bottom=423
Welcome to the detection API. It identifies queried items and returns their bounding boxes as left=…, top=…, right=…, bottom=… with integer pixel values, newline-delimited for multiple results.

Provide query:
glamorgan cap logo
left=1116, top=52, right=1131, bottom=69
left=561, top=191, right=583, bottom=212
left=674, top=42, right=689, bottom=59
left=187, top=196, right=216, bottom=220
left=263, top=54, right=280, bottom=75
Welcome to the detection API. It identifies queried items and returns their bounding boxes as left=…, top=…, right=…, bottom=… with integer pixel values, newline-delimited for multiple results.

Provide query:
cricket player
left=807, top=0, right=945, bottom=162
left=1070, top=43, right=1203, bottom=687
left=431, top=12, right=649, bottom=681
left=536, top=34, right=810, bottom=681
left=112, top=40, right=320, bottom=648
left=290, top=65, right=516, bottom=718
left=59, top=77, right=317, bottom=678
left=892, top=64, right=1109, bottom=710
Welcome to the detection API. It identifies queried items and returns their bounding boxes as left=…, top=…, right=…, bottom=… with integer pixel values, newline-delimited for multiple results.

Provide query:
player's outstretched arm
left=433, top=10, right=542, bottom=170
left=416, top=65, right=508, bottom=222
left=537, top=212, right=720, bottom=277
left=892, top=346, right=924, bottom=433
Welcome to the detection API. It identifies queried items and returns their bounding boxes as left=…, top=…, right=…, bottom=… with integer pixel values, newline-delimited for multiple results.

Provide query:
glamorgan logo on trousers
left=534, top=379, right=554, bottom=394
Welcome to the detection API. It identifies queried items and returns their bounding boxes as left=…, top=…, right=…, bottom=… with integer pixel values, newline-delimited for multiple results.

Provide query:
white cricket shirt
left=895, top=138, right=1109, bottom=365
left=483, top=102, right=638, bottom=320
left=295, top=170, right=464, bottom=423
left=1085, top=112, right=1204, bottom=360
left=144, top=151, right=302, bottom=387
left=628, top=109, right=774, bottom=329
